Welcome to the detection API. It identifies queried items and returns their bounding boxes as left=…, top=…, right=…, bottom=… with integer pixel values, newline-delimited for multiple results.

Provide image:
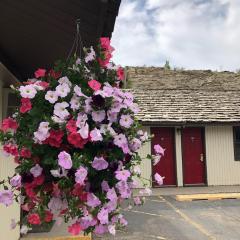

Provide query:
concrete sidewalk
left=134, top=185, right=240, bottom=196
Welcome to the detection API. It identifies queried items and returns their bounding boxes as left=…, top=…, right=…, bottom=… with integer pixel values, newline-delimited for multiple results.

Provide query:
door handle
left=200, top=153, right=204, bottom=162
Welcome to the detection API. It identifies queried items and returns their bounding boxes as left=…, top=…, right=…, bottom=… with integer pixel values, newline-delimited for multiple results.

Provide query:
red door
left=151, top=127, right=176, bottom=186
left=182, top=127, right=206, bottom=185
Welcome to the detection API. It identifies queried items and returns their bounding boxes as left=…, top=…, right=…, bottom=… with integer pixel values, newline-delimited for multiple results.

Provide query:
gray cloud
left=112, top=0, right=240, bottom=71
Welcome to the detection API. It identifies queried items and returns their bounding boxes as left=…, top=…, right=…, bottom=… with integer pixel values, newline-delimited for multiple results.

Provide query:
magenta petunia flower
left=92, top=157, right=108, bottom=170
left=0, top=190, right=14, bottom=207
left=88, top=79, right=101, bottom=91
left=58, top=151, right=72, bottom=169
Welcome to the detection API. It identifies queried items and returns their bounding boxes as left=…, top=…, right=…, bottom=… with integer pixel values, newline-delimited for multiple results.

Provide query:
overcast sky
left=111, top=0, right=240, bottom=71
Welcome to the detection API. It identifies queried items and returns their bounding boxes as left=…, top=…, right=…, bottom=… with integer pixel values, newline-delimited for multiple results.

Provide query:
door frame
left=181, top=126, right=208, bottom=186
left=151, top=127, right=178, bottom=187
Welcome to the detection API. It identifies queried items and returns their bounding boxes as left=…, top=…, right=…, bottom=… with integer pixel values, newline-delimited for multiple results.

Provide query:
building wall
left=0, top=71, right=20, bottom=240
left=205, top=125, right=240, bottom=186
left=137, top=126, right=152, bottom=187
left=137, top=127, right=184, bottom=187
left=175, top=128, right=183, bottom=186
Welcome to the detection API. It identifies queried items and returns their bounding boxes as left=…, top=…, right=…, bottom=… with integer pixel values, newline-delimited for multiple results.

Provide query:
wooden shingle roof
left=126, top=67, right=240, bottom=124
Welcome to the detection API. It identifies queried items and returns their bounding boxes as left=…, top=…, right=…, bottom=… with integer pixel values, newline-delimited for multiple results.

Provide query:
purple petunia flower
left=58, top=151, right=72, bottom=169
left=92, top=157, right=108, bottom=170
left=0, top=190, right=14, bottom=207
left=75, top=166, right=88, bottom=185
left=119, top=114, right=133, bottom=128
left=30, top=164, right=43, bottom=177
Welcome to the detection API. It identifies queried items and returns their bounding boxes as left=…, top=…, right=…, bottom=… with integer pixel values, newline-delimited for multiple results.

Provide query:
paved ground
left=94, top=195, right=240, bottom=240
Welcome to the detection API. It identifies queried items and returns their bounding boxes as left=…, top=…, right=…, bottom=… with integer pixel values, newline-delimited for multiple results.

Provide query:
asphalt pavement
left=93, top=195, right=240, bottom=240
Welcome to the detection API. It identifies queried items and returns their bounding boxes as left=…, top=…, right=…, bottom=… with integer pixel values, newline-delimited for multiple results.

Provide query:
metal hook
left=76, top=19, right=80, bottom=34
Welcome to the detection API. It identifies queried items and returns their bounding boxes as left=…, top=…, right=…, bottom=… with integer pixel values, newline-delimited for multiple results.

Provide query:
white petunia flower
left=45, top=91, right=58, bottom=104
left=19, top=85, right=37, bottom=99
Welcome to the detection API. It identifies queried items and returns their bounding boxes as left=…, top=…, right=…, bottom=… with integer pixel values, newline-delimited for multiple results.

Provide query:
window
left=3, top=88, right=19, bottom=118
left=233, top=127, right=240, bottom=161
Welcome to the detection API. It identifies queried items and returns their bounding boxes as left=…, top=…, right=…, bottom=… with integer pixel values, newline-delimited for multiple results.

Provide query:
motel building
left=127, top=67, right=240, bottom=187
left=0, top=1, right=121, bottom=239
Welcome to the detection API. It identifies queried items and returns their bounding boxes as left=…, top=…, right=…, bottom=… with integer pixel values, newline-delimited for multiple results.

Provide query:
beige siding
left=205, top=125, right=240, bottom=185
left=0, top=76, right=20, bottom=239
left=175, top=128, right=183, bottom=186
left=137, top=126, right=152, bottom=187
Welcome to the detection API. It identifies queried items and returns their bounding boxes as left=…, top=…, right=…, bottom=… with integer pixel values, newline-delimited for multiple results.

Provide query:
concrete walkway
left=134, top=185, right=240, bottom=196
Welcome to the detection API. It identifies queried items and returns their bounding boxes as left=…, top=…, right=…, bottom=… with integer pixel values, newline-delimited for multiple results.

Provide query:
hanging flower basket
left=0, top=38, right=164, bottom=237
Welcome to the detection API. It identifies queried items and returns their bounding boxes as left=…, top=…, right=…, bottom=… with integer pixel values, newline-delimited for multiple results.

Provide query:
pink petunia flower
left=75, top=167, right=88, bottom=185
left=48, top=197, right=68, bottom=213
left=119, top=114, right=133, bottom=128
left=114, top=133, right=128, bottom=149
left=58, top=151, right=72, bottom=169
left=10, top=174, right=22, bottom=187
left=154, top=173, right=165, bottom=186
left=68, top=222, right=82, bottom=235
left=90, top=128, right=103, bottom=142
left=30, top=164, right=43, bottom=177
left=117, top=66, right=124, bottom=81
left=34, top=68, right=46, bottom=78
left=88, top=79, right=101, bottom=91
left=106, top=188, right=117, bottom=201
left=133, top=196, right=142, bottom=205
left=154, top=144, right=165, bottom=156
left=58, top=76, right=72, bottom=87
left=85, top=46, right=96, bottom=63
left=92, top=157, right=108, bottom=170
left=115, top=170, right=131, bottom=182
left=94, top=224, right=108, bottom=235
left=130, top=138, right=142, bottom=152
left=97, top=208, right=109, bottom=225
left=1, top=117, right=18, bottom=133
left=108, top=224, right=116, bottom=235
left=20, top=98, right=32, bottom=113
left=87, top=193, right=101, bottom=207
left=78, top=124, right=89, bottom=139
left=0, top=190, right=14, bottom=206
left=74, top=85, right=87, bottom=98
left=70, top=95, right=80, bottom=110
left=92, top=110, right=105, bottom=123
left=54, top=102, right=70, bottom=119
left=101, top=180, right=110, bottom=192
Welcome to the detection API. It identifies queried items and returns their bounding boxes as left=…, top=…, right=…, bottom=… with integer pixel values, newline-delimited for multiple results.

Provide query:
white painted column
left=175, top=128, right=183, bottom=186
left=137, top=126, right=152, bottom=187
left=0, top=79, right=20, bottom=240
